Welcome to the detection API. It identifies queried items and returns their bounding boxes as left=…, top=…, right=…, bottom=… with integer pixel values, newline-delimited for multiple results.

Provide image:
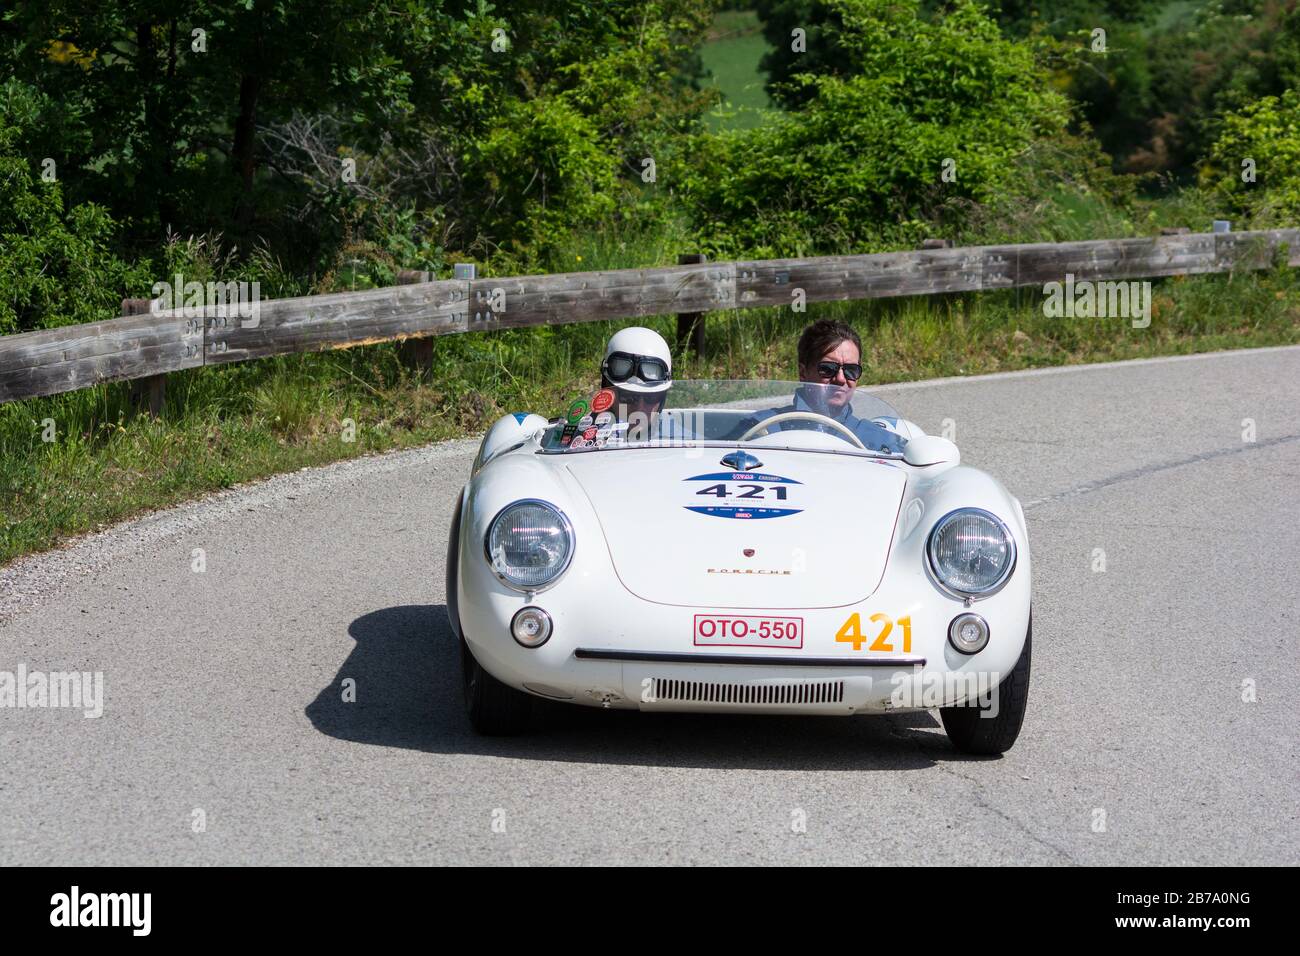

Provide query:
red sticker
left=583, top=427, right=597, bottom=440
left=591, top=388, right=616, bottom=414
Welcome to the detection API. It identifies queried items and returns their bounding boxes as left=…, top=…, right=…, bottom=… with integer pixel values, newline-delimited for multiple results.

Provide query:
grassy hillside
left=700, top=9, right=777, bottom=131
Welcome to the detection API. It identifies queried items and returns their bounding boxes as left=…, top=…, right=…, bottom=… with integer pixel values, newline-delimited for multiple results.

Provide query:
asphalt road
left=2, top=346, right=1297, bottom=865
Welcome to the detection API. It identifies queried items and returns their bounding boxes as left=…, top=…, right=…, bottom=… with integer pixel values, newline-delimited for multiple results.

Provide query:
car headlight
left=485, top=500, right=574, bottom=590
left=926, top=508, right=1016, bottom=599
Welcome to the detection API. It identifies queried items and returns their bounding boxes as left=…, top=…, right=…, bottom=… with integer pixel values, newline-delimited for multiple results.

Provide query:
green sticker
left=566, top=398, right=589, bottom=424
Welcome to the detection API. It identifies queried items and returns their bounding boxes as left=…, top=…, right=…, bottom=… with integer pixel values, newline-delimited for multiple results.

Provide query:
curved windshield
left=540, top=380, right=909, bottom=457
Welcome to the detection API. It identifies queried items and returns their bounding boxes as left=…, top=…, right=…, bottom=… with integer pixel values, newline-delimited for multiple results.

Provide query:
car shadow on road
left=306, top=605, right=978, bottom=771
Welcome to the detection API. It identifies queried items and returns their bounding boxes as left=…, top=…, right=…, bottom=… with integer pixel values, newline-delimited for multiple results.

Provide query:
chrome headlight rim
left=925, top=507, right=1017, bottom=601
left=483, top=498, right=575, bottom=593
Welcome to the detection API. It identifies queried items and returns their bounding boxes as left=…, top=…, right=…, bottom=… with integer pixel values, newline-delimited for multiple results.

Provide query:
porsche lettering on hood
left=564, top=449, right=907, bottom=608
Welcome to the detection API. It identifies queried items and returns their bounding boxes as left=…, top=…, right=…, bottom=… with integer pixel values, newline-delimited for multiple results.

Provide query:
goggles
left=603, top=351, right=670, bottom=385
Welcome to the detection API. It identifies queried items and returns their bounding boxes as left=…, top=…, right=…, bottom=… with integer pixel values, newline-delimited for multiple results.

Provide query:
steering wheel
left=738, top=412, right=866, bottom=450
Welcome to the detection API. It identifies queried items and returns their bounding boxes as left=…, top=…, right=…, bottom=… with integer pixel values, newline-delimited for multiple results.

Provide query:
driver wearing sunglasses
left=727, top=320, right=905, bottom=453
left=599, top=326, right=690, bottom=441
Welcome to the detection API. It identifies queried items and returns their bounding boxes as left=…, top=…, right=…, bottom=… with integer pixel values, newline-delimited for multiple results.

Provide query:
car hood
left=563, top=448, right=907, bottom=608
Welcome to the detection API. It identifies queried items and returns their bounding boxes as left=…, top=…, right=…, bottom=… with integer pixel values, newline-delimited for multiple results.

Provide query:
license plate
left=693, top=614, right=804, bottom=648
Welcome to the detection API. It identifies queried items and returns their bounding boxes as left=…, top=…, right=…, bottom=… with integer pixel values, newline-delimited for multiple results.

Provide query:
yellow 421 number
left=835, top=613, right=912, bottom=653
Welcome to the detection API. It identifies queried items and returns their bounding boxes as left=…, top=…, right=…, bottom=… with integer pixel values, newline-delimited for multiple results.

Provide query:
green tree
left=1209, top=88, right=1300, bottom=224
left=753, top=0, right=855, bottom=108
left=0, top=1, right=491, bottom=249
left=1066, top=1, right=1300, bottom=175
left=0, top=79, right=151, bottom=334
left=0, top=1, right=714, bottom=273
left=685, top=0, right=1071, bottom=256
left=754, top=0, right=1163, bottom=108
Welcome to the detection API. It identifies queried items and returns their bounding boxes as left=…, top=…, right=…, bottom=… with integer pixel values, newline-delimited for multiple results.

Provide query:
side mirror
left=903, top=435, right=960, bottom=467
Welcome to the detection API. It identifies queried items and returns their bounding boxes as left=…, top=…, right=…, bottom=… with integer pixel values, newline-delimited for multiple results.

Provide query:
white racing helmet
left=601, top=326, right=672, bottom=395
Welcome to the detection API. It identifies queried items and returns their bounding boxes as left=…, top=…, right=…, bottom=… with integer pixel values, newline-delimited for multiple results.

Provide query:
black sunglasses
left=816, top=361, right=863, bottom=382
left=603, top=351, right=669, bottom=384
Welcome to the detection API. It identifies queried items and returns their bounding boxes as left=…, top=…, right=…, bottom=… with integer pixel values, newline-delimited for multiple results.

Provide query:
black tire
left=940, top=615, right=1032, bottom=756
left=447, top=489, right=533, bottom=735
left=446, top=489, right=464, bottom=641
left=461, top=636, right=534, bottom=735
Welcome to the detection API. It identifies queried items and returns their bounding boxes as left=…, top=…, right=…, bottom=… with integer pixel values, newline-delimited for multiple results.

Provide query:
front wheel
left=461, top=637, right=533, bottom=735
left=940, top=616, right=1031, bottom=756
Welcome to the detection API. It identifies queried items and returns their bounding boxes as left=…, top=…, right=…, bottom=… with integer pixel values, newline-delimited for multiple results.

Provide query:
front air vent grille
left=652, top=678, right=844, bottom=705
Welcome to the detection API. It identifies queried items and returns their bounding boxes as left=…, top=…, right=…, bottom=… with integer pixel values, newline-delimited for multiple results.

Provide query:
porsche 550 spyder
left=446, top=379, right=1032, bottom=755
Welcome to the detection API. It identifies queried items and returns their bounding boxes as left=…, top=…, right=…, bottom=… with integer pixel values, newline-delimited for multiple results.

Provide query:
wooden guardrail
left=1, top=228, right=1295, bottom=409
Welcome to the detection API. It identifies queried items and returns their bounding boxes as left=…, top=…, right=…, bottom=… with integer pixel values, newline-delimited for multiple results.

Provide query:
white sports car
left=447, top=380, right=1031, bottom=755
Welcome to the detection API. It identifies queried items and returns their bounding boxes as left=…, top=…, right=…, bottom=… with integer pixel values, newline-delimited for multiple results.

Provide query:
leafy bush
left=0, top=80, right=151, bottom=334
left=463, top=94, right=622, bottom=257
left=952, top=128, right=1140, bottom=244
left=757, top=1, right=1166, bottom=109
left=1067, top=0, right=1300, bottom=176
left=1208, top=89, right=1300, bottom=224
left=682, top=0, right=1071, bottom=257
left=0, top=1, right=714, bottom=278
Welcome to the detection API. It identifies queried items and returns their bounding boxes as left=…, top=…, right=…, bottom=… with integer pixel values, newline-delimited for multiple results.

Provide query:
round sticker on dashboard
left=591, top=389, right=615, bottom=414
left=566, top=399, right=589, bottom=424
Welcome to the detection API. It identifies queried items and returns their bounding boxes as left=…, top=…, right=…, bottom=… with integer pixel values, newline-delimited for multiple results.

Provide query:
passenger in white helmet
left=599, top=326, right=689, bottom=442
